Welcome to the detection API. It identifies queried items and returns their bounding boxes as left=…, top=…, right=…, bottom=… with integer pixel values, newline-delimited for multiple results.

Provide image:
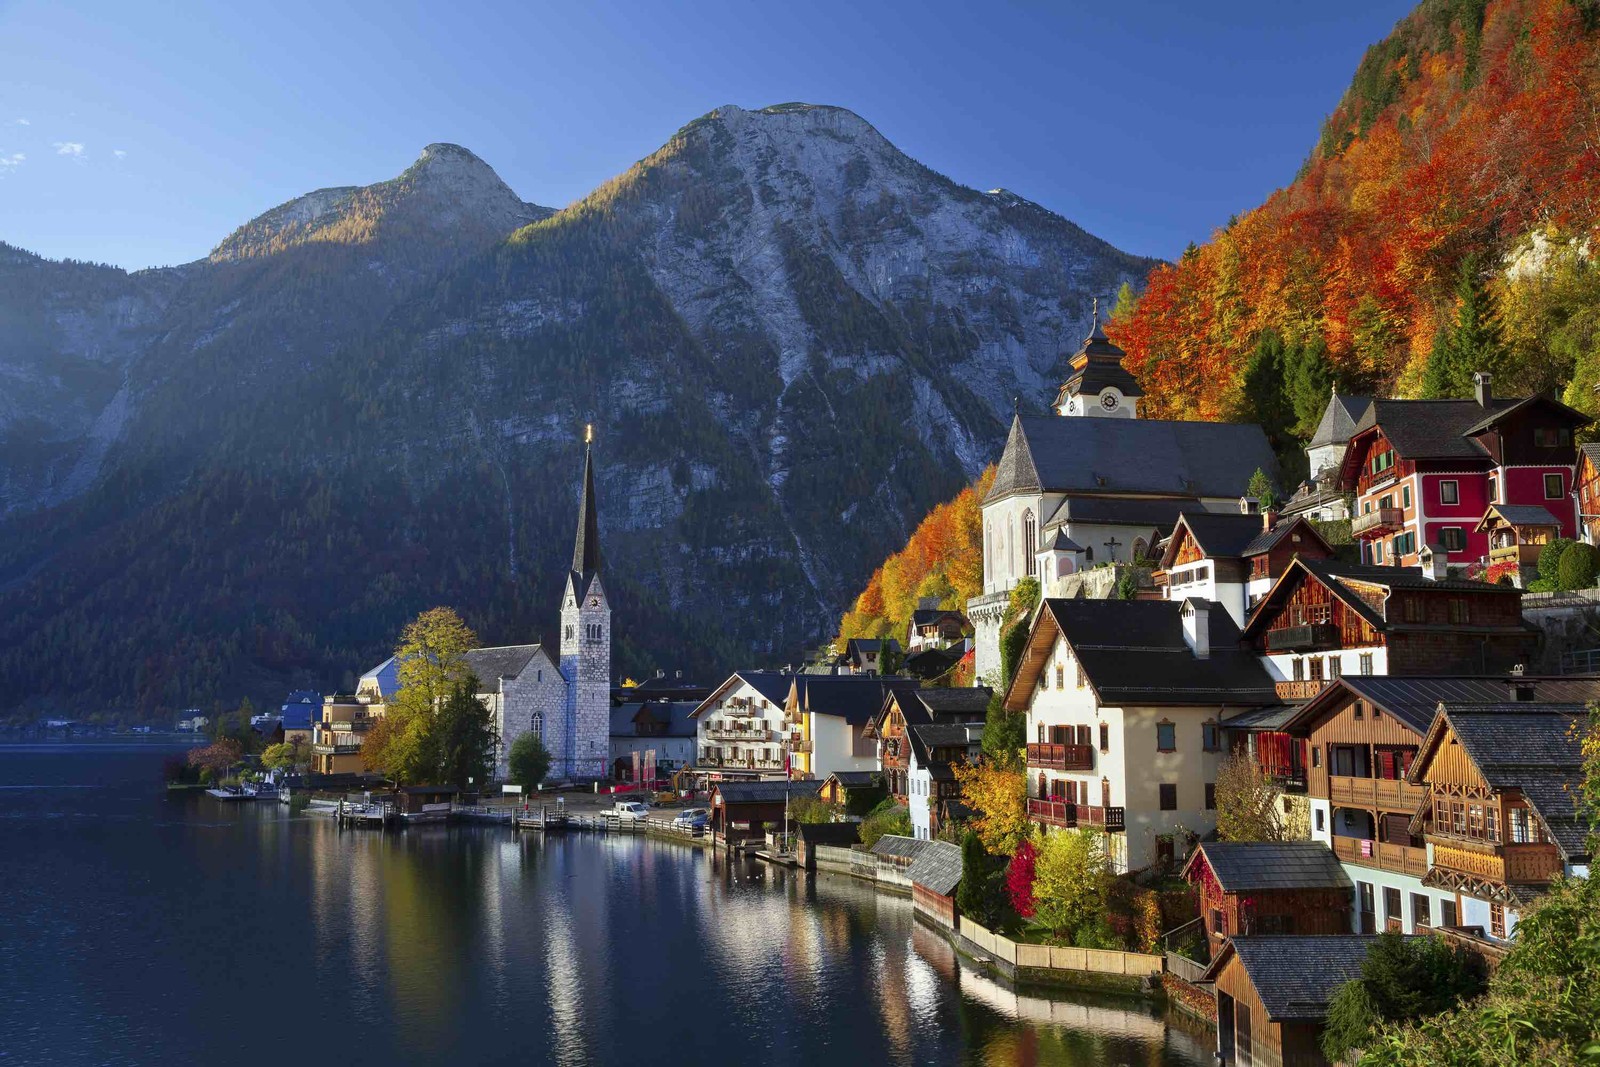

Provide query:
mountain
left=0, top=104, right=1156, bottom=718
left=1112, top=0, right=1600, bottom=429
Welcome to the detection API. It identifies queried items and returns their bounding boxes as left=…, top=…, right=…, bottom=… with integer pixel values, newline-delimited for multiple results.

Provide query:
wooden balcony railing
left=1275, top=679, right=1330, bottom=701
left=1352, top=507, right=1405, bottom=539
left=1329, top=775, right=1428, bottom=812
left=1026, top=798, right=1077, bottom=828
left=1488, top=544, right=1541, bottom=569
left=1332, top=835, right=1428, bottom=877
left=1026, top=742, right=1095, bottom=771
left=1430, top=842, right=1563, bottom=885
left=705, top=725, right=772, bottom=741
left=1078, top=805, right=1126, bottom=832
left=1266, top=623, right=1340, bottom=653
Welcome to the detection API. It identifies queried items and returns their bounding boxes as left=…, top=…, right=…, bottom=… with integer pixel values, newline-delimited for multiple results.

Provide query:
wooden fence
left=959, top=919, right=1163, bottom=979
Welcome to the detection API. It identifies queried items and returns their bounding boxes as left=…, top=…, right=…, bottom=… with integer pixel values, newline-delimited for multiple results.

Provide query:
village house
left=689, top=670, right=797, bottom=783
left=967, top=312, right=1278, bottom=684
left=866, top=685, right=991, bottom=803
left=278, top=690, right=320, bottom=747
left=1407, top=700, right=1593, bottom=942
left=608, top=698, right=697, bottom=784
left=1206, top=935, right=1379, bottom=1067
left=785, top=674, right=917, bottom=780
left=905, top=721, right=984, bottom=840
left=1182, top=841, right=1353, bottom=957
left=840, top=638, right=901, bottom=675
left=1575, top=442, right=1600, bottom=546
left=1155, top=509, right=1335, bottom=627
left=1007, top=598, right=1279, bottom=873
left=906, top=598, right=970, bottom=652
left=1339, top=375, right=1589, bottom=570
left=708, top=779, right=821, bottom=843
left=817, top=770, right=885, bottom=815
left=1239, top=556, right=1537, bottom=689
left=312, top=693, right=377, bottom=775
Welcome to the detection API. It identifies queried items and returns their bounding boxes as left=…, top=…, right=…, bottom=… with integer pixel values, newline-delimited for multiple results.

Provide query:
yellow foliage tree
left=951, top=759, right=1028, bottom=856
left=1031, top=827, right=1112, bottom=941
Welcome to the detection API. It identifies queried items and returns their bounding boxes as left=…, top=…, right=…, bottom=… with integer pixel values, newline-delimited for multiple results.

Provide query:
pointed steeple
left=572, top=425, right=601, bottom=582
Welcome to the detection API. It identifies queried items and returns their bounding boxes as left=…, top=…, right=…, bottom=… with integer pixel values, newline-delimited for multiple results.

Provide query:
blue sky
left=0, top=0, right=1412, bottom=270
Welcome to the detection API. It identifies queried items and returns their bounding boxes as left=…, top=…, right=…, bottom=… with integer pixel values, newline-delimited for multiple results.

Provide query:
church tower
left=1053, top=299, right=1143, bottom=419
left=558, top=426, right=611, bottom=779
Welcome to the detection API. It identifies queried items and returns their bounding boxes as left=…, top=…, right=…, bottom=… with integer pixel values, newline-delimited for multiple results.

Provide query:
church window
left=1023, top=510, right=1037, bottom=577
left=566, top=626, right=574, bottom=640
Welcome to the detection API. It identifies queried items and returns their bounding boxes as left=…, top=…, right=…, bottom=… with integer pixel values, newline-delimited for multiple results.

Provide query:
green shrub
left=288, top=794, right=310, bottom=814
left=1539, top=537, right=1575, bottom=581
left=1557, top=541, right=1597, bottom=590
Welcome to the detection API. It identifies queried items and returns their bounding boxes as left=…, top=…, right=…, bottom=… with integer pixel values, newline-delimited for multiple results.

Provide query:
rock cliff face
left=0, top=105, right=1157, bottom=715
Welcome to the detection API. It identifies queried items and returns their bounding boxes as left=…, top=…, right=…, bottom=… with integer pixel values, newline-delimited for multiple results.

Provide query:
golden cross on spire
left=585, top=423, right=594, bottom=445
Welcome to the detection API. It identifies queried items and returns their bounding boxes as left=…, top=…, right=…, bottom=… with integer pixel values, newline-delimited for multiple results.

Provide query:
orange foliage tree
left=836, top=466, right=994, bottom=648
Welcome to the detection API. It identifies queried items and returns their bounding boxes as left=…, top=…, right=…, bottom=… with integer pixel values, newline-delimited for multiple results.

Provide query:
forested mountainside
left=1112, top=0, right=1600, bottom=448
left=0, top=104, right=1155, bottom=718
left=837, top=0, right=1600, bottom=643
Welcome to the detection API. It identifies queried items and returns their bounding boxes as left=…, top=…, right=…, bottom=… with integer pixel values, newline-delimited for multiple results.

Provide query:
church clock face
left=1099, top=390, right=1120, bottom=412
left=589, top=597, right=600, bottom=608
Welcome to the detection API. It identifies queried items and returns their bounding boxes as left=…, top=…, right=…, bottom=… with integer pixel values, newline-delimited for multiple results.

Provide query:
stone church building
left=967, top=311, right=1277, bottom=685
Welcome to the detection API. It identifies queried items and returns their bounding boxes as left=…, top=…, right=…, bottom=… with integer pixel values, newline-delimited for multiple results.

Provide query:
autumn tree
left=951, top=759, right=1028, bottom=855
left=261, top=736, right=308, bottom=772
left=187, top=738, right=243, bottom=780
left=1213, top=755, right=1287, bottom=842
left=1031, top=827, right=1112, bottom=942
left=364, top=606, right=480, bottom=784
left=1005, top=837, right=1038, bottom=919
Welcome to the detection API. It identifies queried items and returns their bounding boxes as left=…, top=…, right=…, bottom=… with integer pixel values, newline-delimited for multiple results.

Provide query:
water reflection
left=0, top=746, right=1212, bottom=1067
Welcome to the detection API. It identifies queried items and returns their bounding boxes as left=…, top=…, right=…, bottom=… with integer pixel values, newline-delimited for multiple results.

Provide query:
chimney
left=1507, top=665, right=1536, bottom=702
left=1474, top=371, right=1493, bottom=408
left=1181, top=599, right=1210, bottom=660
left=1262, top=508, right=1279, bottom=533
left=1419, top=544, right=1448, bottom=581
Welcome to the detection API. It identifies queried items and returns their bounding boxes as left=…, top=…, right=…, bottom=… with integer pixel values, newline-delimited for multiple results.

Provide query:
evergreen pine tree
left=1424, top=255, right=1503, bottom=398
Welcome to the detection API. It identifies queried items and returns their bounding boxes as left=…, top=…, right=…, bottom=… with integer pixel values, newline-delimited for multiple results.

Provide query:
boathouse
left=1181, top=841, right=1353, bottom=956
left=1205, top=935, right=1377, bottom=1067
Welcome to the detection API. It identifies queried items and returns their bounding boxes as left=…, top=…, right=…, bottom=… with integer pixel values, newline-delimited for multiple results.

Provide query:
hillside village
left=190, top=308, right=1600, bottom=1067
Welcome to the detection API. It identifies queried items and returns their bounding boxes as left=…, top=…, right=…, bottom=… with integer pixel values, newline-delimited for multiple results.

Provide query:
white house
left=786, top=674, right=916, bottom=780
left=689, top=671, right=797, bottom=781
left=1006, top=597, right=1279, bottom=873
left=905, top=721, right=983, bottom=840
left=1155, top=510, right=1336, bottom=627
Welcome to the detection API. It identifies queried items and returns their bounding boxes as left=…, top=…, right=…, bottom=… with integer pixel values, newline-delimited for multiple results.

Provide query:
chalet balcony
left=1266, top=624, right=1340, bottom=653
left=1077, top=804, right=1126, bottom=833
left=1026, top=742, right=1095, bottom=771
left=1488, top=543, right=1541, bottom=569
left=1275, top=679, right=1330, bottom=701
left=789, top=736, right=812, bottom=753
left=1430, top=842, right=1564, bottom=885
left=1266, top=769, right=1309, bottom=794
left=705, top=725, right=772, bottom=741
left=1026, top=798, right=1077, bottom=828
left=1329, top=775, right=1428, bottom=812
left=1352, top=507, right=1405, bottom=539
left=1332, top=834, right=1428, bottom=877
left=312, top=743, right=363, bottom=756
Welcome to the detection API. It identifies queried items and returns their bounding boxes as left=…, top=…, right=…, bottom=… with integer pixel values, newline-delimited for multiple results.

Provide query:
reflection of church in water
left=965, top=308, right=1277, bottom=683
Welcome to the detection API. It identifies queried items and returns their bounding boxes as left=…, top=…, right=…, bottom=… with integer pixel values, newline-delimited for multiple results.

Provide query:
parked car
left=672, top=808, right=709, bottom=829
left=610, top=801, right=650, bottom=821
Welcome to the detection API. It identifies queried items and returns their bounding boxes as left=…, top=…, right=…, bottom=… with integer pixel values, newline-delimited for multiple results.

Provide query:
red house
left=1339, top=374, right=1589, bottom=569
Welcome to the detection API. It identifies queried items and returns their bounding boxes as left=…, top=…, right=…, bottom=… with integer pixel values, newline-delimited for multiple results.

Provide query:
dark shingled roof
left=797, top=675, right=919, bottom=725
left=1245, top=557, right=1525, bottom=641
left=1054, top=320, right=1146, bottom=406
left=907, top=722, right=982, bottom=781
left=1426, top=703, right=1590, bottom=857
left=714, top=780, right=822, bottom=805
left=466, top=645, right=546, bottom=689
left=985, top=415, right=1276, bottom=504
left=796, top=821, right=862, bottom=847
left=1221, top=705, right=1301, bottom=732
left=824, top=771, right=882, bottom=789
left=1034, top=599, right=1279, bottom=706
left=1042, top=496, right=1188, bottom=530
left=691, top=670, right=799, bottom=718
left=609, top=700, right=698, bottom=738
left=1479, top=504, right=1562, bottom=529
left=913, top=687, right=993, bottom=718
left=1172, top=512, right=1268, bottom=559
left=1185, top=842, right=1352, bottom=894
left=1289, top=675, right=1600, bottom=736
left=1206, top=936, right=1380, bottom=1021
left=908, top=839, right=965, bottom=896
left=870, top=835, right=928, bottom=860
left=1354, top=398, right=1520, bottom=460
left=1309, top=393, right=1375, bottom=449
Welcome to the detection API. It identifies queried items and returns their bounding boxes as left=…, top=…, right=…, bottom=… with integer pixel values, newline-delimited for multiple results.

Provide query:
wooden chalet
left=1407, top=701, right=1592, bottom=940
left=1155, top=509, right=1335, bottom=626
left=1240, top=557, right=1536, bottom=690
left=708, top=779, right=822, bottom=842
left=1475, top=504, right=1562, bottom=585
left=1206, top=935, right=1378, bottom=1067
left=817, top=770, right=885, bottom=815
left=865, top=686, right=990, bottom=803
left=1182, top=842, right=1352, bottom=956
left=1577, top=442, right=1600, bottom=546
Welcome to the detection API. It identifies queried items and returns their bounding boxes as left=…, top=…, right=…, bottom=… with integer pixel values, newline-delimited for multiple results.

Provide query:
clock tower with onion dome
left=1052, top=298, right=1142, bottom=419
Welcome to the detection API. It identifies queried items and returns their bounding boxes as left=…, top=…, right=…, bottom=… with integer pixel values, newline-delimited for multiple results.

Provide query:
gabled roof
left=1204, top=936, right=1380, bottom=1022
left=1581, top=441, right=1600, bottom=470
left=1007, top=599, right=1279, bottom=710
left=1459, top=392, right=1591, bottom=438
left=907, top=839, right=964, bottom=896
left=690, top=670, right=798, bottom=718
left=1409, top=702, right=1591, bottom=858
left=794, top=675, right=919, bottom=725
left=1241, top=515, right=1334, bottom=559
left=913, top=686, right=993, bottom=718
left=359, top=656, right=400, bottom=699
left=713, top=779, right=822, bottom=804
left=1476, top=503, right=1562, bottom=532
left=911, top=607, right=966, bottom=627
left=1350, top=398, right=1521, bottom=461
left=823, top=770, right=882, bottom=789
left=1309, top=392, right=1374, bottom=449
left=1183, top=841, right=1352, bottom=894
left=870, top=835, right=928, bottom=861
left=1042, top=496, right=1188, bottom=531
left=1283, top=674, right=1600, bottom=737
left=466, top=644, right=548, bottom=689
left=609, top=700, right=699, bottom=738
left=1240, top=557, right=1524, bottom=643
left=985, top=415, right=1276, bottom=505
left=1055, top=318, right=1146, bottom=405
left=907, top=722, right=982, bottom=780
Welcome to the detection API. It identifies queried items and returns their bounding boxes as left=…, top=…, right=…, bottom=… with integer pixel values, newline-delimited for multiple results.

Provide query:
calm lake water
left=0, top=744, right=1212, bottom=1066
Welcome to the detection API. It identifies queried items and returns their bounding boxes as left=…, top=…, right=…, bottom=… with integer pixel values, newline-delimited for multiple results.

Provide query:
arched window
left=1023, top=510, right=1037, bottom=577
left=985, top=522, right=993, bottom=584
left=1132, top=537, right=1148, bottom=562
left=1084, top=545, right=1094, bottom=563
left=1008, top=517, right=1016, bottom=577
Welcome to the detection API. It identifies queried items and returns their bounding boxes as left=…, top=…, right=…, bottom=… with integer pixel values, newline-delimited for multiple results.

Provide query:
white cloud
left=113, top=149, right=126, bottom=160
left=53, top=141, right=85, bottom=157
left=13, top=118, right=29, bottom=126
left=0, top=152, right=25, bottom=175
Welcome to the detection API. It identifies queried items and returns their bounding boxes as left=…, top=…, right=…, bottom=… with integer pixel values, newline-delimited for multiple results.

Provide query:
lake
left=0, top=744, right=1213, bottom=1066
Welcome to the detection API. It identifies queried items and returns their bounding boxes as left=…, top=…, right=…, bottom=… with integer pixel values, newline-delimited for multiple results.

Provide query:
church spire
left=572, top=425, right=601, bottom=581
